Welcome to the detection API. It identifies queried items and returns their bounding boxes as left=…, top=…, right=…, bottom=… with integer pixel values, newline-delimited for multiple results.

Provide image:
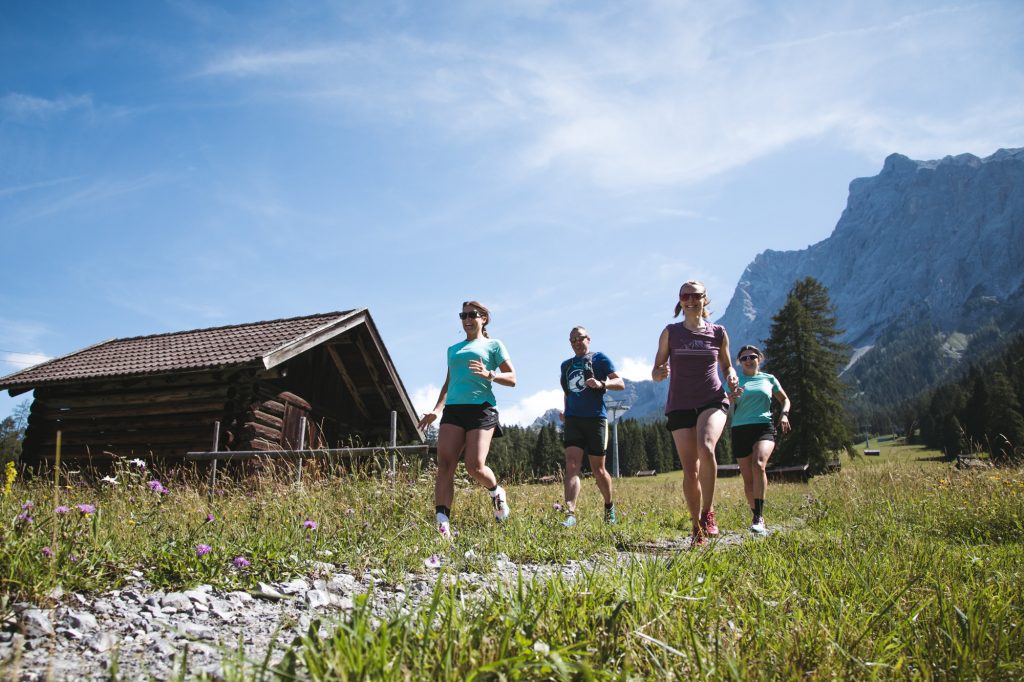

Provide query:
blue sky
left=2, top=0, right=1023, bottom=427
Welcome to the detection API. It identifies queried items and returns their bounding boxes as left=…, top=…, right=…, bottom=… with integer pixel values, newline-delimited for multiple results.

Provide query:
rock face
left=717, top=148, right=1024, bottom=349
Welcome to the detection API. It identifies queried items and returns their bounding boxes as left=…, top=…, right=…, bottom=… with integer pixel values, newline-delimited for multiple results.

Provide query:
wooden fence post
left=296, top=416, right=307, bottom=485
left=207, top=421, right=220, bottom=504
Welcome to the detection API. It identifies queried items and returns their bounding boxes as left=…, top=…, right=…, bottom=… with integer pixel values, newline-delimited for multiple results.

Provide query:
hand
left=468, top=359, right=490, bottom=378
left=558, top=411, right=565, bottom=423
left=417, top=411, right=439, bottom=431
left=729, top=386, right=744, bottom=400
left=780, top=415, right=791, bottom=434
left=652, top=362, right=669, bottom=381
left=585, top=377, right=604, bottom=390
left=726, top=373, right=740, bottom=392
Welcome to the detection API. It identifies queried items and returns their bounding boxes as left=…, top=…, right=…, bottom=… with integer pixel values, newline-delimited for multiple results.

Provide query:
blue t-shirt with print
left=446, top=338, right=510, bottom=405
left=561, top=351, right=615, bottom=418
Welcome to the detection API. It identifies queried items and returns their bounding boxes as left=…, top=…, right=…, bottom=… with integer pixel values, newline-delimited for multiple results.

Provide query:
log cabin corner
left=0, top=310, right=423, bottom=469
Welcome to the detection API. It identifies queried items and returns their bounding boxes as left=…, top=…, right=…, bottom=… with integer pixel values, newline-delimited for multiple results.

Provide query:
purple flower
left=553, top=502, right=563, bottom=512
left=16, top=512, right=33, bottom=524
left=147, top=480, right=168, bottom=495
left=21, top=500, right=34, bottom=511
left=55, top=505, right=70, bottom=515
left=302, top=519, right=318, bottom=530
left=232, top=556, right=251, bottom=569
left=195, top=544, right=212, bottom=557
left=345, top=508, right=355, bottom=517
left=75, top=504, right=96, bottom=515
left=205, top=513, right=215, bottom=523
left=423, top=554, right=441, bottom=569
left=41, top=546, right=54, bottom=558
left=68, top=554, right=80, bottom=563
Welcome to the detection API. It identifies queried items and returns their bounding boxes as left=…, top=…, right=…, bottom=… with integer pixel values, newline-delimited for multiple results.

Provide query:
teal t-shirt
left=731, top=372, right=782, bottom=426
left=445, top=338, right=510, bottom=405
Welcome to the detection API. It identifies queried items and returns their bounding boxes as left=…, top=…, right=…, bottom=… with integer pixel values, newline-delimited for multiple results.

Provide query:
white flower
left=101, top=476, right=119, bottom=485
left=464, top=549, right=477, bottom=560
left=533, top=640, right=550, bottom=655
left=423, top=554, right=441, bottom=569
left=129, top=458, right=146, bottom=469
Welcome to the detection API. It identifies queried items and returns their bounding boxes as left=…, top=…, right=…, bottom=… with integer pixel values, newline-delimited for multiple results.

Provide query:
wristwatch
left=781, top=411, right=789, bottom=418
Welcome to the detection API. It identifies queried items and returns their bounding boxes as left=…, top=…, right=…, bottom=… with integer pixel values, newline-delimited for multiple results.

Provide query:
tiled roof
left=0, top=311, right=357, bottom=390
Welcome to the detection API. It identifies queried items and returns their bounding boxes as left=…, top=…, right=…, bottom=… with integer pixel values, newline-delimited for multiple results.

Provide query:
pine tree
left=763, top=277, right=853, bottom=472
left=985, top=372, right=1024, bottom=463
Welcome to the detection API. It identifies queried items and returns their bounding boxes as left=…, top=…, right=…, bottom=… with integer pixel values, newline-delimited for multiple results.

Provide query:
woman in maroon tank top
left=652, top=280, right=739, bottom=547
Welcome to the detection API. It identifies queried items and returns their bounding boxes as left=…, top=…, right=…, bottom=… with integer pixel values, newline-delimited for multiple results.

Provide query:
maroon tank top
left=665, top=322, right=728, bottom=413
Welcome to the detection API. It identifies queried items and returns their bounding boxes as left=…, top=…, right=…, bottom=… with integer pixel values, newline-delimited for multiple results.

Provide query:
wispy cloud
left=616, top=356, right=652, bottom=382
left=1, top=351, right=52, bottom=371
left=0, top=92, right=93, bottom=120
left=193, top=1, right=1024, bottom=190
left=0, top=176, right=81, bottom=200
left=9, top=173, right=171, bottom=225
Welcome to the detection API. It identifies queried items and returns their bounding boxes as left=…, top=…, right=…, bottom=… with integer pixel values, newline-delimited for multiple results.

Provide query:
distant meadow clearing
left=2, top=443, right=1023, bottom=679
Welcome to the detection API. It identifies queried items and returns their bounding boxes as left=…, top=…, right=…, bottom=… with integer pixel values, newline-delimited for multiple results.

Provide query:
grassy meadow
left=2, top=442, right=1023, bottom=679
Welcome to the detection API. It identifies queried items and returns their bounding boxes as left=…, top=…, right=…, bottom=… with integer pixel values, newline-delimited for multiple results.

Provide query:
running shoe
left=750, top=516, right=767, bottom=534
left=438, top=521, right=453, bottom=541
left=690, top=527, right=708, bottom=548
left=562, top=514, right=578, bottom=528
left=604, top=505, right=618, bottom=525
left=492, top=486, right=510, bottom=523
left=700, top=509, right=719, bottom=537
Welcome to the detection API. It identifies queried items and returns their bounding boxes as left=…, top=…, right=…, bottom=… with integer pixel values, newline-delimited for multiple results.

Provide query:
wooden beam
left=326, top=345, right=371, bottom=422
left=261, top=311, right=365, bottom=369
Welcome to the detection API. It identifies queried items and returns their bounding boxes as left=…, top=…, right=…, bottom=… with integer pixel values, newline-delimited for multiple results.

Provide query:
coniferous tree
left=985, top=372, right=1024, bottom=463
left=763, top=277, right=853, bottom=472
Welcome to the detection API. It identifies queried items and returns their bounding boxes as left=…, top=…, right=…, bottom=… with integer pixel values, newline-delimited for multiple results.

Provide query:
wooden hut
left=0, top=310, right=423, bottom=468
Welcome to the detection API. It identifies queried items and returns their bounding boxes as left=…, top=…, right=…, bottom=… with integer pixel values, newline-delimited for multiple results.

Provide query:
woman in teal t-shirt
left=730, top=344, right=791, bottom=534
left=418, top=300, right=517, bottom=540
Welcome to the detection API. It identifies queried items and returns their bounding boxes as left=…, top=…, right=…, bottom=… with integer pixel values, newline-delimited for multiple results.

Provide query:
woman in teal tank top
left=417, top=301, right=517, bottom=540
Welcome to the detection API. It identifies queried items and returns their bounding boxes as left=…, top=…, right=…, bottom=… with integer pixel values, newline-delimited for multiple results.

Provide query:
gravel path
left=1, top=525, right=790, bottom=680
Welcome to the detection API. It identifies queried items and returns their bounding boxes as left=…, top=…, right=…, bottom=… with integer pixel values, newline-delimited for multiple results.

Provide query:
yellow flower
left=2, top=461, right=16, bottom=496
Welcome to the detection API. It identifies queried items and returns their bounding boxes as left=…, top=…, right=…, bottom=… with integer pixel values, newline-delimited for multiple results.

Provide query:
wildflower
left=41, top=546, right=53, bottom=558
left=16, top=512, right=33, bottom=524
left=345, top=508, right=355, bottom=517
left=55, top=505, right=70, bottom=515
left=75, top=504, right=96, bottom=515
left=533, top=640, right=550, bottom=655
left=205, top=513, right=215, bottom=523
left=68, top=554, right=79, bottom=563
left=101, top=476, right=119, bottom=485
left=195, top=544, right=212, bottom=557
left=423, top=554, right=441, bottom=569
left=147, top=480, right=168, bottom=495
left=2, top=461, right=15, bottom=496
left=302, top=519, right=318, bottom=530
left=129, top=458, right=146, bottom=469
left=232, top=556, right=251, bottom=569
left=21, top=500, right=34, bottom=510
left=552, top=502, right=562, bottom=512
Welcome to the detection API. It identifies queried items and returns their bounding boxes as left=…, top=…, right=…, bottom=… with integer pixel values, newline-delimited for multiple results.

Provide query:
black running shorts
left=731, top=422, right=776, bottom=459
left=563, top=415, right=609, bottom=456
left=665, top=400, right=729, bottom=431
left=440, top=403, right=503, bottom=437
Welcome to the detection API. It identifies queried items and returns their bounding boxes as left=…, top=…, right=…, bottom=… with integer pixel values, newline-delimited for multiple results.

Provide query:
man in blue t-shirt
left=559, top=326, right=625, bottom=527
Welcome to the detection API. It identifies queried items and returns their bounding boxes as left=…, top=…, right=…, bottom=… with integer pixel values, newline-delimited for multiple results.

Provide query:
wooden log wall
left=231, top=389, right=326, bottom=451
left=20, top=371, right=250, bottom=468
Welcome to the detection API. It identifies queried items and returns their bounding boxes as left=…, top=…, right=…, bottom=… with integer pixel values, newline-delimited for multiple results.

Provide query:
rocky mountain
left=717, top=148, right=1024, bottom=352
left=531, top=379, right=670, bottom=427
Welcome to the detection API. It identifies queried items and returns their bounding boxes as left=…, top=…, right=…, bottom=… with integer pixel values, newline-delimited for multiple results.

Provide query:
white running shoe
left=492, top=486, right=510, bottom=522
left=562, top=514, right=577, bottom=528
left=750, top=517, right=767, bottom=534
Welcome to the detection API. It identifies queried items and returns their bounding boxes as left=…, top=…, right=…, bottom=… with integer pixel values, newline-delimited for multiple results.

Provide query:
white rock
left=161, top=592, right=194, bottom=612
left=20, top=609, right=54, bottom=638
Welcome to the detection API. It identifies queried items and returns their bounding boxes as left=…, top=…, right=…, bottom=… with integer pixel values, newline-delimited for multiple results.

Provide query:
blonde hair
left=462, top=300, right=491, bottom=338
left=674, top=280, right=711, bottom=319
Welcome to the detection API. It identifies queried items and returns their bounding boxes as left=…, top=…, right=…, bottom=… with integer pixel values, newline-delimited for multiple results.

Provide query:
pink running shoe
left=690, top=526, right=708, bottom=548
left=700, top=509, right=719, bottom=537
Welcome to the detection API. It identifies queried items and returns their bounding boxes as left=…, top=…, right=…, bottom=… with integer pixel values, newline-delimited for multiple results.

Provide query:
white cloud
left=497, top=388, right=564, bottom=426
left=193, top=2, right=1024, bottom=190
left=411, top=383, right=441, bottom=417
left=410, top=384, right=562, bottom=426
left=0, top=93, right=92, bottom=120
left=616, top=356, right=652, bottom=382
left=1, top=352, right=52, bottom=371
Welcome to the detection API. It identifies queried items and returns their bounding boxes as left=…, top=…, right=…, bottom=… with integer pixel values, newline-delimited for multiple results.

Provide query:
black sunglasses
left=739, top=355, right=760, bottom=362
left=459, top=311, right=485, bottom=320
left=680, top=292, right=705, bottom=302
left=570, top=336, right=588, bottom=343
